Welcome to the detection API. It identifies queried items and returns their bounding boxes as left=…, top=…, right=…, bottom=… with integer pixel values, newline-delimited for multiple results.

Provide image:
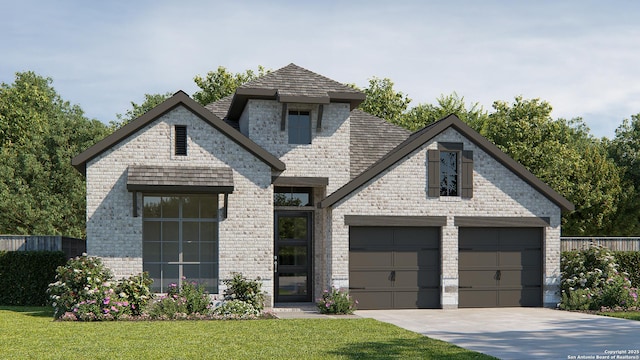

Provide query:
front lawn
left=598, top=311, right=640, bottom=321
left=0, top=306, right=494, bottom=359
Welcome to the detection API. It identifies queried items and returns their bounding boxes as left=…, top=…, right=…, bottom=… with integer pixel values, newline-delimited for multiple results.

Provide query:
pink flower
left=103, top=297, right=110, bottom=305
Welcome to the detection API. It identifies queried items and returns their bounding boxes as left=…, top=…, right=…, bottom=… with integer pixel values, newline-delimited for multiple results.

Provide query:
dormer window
left=175, top=125, right=187, bottom=156
left=288, top=111, right=311, bottom=144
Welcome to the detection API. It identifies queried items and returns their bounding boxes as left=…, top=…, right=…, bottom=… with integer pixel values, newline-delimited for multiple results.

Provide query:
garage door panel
left=394, top=249, right=439, bottom=268
left=351, top=291, right=392, bottom=310
left=459, top=290, right=497, bottom=308
left=459, top=228, right=499, bottom=248
left=394, top=269, right=439, bottom=288
left=393, top=289, right=440, bottom=309
left=350, top=250, right=393, bottom=267
left=459, top=251, right=497, bottom=268
left=350, top=270, right=393, bottom=289
left=394, top=228, right=439, bottom=246
left=499, top=270, right=540, bottom=287
left=459, top=270, right=498, bottom=287
left=498, top=288, right=542, bottom=307
left=500, top=228, right=541, bottom=245
left=350, top=228, right=393, bottom=247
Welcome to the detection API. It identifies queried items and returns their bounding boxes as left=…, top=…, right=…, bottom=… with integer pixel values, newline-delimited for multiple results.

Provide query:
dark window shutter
left=428, top=149, right=440, bottom=197
left=175, top=125, right=187, bottom=156
left=461, top=150, right=473, bottom=198
left=280, top=103, right=288, bottom=131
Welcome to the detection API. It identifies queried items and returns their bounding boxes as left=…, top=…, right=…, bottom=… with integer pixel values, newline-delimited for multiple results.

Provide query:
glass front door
left=274, top=211, right=312, bottom=302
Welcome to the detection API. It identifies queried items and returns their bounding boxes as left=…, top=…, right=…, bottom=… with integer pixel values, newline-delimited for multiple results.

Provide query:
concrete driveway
left=356, top=308, right=640, bottom=359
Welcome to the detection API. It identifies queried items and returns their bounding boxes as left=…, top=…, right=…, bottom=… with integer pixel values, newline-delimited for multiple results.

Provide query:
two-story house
left=72, top=64, right=573, bottom=309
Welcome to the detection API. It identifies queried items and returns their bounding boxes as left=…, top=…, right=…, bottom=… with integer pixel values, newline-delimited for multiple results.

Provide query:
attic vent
left=175, top=125, right=187, bottom=156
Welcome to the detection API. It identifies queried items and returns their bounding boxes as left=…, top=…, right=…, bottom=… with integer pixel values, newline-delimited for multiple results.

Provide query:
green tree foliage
left=355, top=77, right=411, bottom=125
left=192, top=65, right=268, bottom=105
left=0, top=72, right=109, bottom=238
left=398, top=92, right=488, bottom=131
left=481, top=97, right=622, bottom=235
left=606, top=114, right=640, bottom=234
left=110, top=92, right=172, bottom=130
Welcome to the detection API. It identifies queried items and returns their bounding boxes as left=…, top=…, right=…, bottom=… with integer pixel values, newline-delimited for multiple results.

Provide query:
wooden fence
left=0, top=235, right=85, bottom=258
left=561, top=237, right=640, bottom=252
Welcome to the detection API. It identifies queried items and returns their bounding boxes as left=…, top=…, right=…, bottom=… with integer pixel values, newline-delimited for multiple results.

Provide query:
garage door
left=459, top=227, right=542, bottom=307
left=349, top=227, right=440, bottom=309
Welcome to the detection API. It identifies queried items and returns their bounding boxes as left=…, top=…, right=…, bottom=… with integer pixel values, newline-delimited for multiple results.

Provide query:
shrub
left=48, top=255, right=154, bottom=320
left=114, top=272, right=153, bottom=316
left=317, top=288, right=357, bottom=314
left=615, top=252, right=640, bottom=287
left=222, top=273, right=264, bottom=312
left=212, top=299, right=259, bottom=318
left=0, top=251, right=67, bottom=306
left=148, top=278, right=211, bottom=319
left=560, top=244, right=639, bottom=310
left=47, top=255, right=114, bottom=319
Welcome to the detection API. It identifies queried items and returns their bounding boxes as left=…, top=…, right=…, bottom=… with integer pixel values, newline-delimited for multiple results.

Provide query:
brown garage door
left=459, top=227, right=542, bottom=307
left=349, top=227, right=440, bottom=309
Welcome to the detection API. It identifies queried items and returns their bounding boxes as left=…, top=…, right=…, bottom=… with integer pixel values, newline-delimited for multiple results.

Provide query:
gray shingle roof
left=226, top=63, right=365, bottom=121
left=127, top=165, right=233, bottom=189
left=239, top=63, right=363, bottom=100
left=350, top=109, right=411, bottom=179
left=205, top=94, right=233, bottom=119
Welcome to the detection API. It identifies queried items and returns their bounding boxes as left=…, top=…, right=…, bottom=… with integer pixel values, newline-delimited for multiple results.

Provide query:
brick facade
left=80, top=66, right=567, bottom=309
left=331, top=128, right=562, bottom=307
left=86, top=106, right=274, bottom=302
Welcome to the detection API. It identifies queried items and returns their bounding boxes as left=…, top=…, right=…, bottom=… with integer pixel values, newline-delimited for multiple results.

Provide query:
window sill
left=274, top=206, right=316, bottom=211
left=439, top=196, right=462, bottom=202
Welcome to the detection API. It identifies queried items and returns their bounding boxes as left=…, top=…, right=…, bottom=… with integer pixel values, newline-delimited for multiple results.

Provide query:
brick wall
left=86, top=106, right=274, bottom=302
left=332, top=128, right=562, bottom=308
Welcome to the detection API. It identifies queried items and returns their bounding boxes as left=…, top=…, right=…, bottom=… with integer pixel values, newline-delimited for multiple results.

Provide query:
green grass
left=0, top=306, right=495, bottom=359
left=598, top=311, right=640, bottom=321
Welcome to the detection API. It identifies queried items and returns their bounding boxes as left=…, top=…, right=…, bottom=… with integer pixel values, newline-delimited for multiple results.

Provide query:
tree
left=398, top=92, right=488, bottom=131
left=0, top=72, right=109, bottom=238
left=605, top=115, right=640, bottom=234
left=192, top=65, right=268, bottom=105
left=110, top=92, right=172, bottom=130
left=355, top=77, right=412, bottom=126
left=483, top=97, right=622, bottom=235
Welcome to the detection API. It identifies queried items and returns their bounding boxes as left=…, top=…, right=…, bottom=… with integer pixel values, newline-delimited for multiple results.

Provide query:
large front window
left=143, top=195, right=218, bottom=293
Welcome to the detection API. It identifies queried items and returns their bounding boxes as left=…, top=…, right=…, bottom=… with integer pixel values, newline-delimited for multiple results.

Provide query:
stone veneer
left=331, top=128, right=562, bottom=308
left=86, top=106, right=274, bottom=302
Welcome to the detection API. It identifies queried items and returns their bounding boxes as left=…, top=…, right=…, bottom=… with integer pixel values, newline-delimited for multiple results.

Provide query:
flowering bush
left=560, top=244, right=639, bottom=310
left=47, top=255, right=114, bottom=319
left=221, top=273, right=264, bottom=312
left=48, top=255, right=153, bottom=321
left=114, top=272, right=153, bottom=316
left=148, top=278, right=211, bottom=319
left=317, top=288, right=357, bottom=314
left=212, top=299, right=259, bottom=318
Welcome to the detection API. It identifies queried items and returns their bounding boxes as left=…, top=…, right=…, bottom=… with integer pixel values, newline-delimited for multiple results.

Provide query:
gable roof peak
left=226, top=63, right=365, bottom=121
left=71, top=90, right=285, bottom=174
left=320, top=113, right=574, bottom=212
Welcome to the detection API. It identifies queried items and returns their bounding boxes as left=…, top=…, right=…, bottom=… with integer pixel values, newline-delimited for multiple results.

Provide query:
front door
left=274, top=211, right=312, bottom=302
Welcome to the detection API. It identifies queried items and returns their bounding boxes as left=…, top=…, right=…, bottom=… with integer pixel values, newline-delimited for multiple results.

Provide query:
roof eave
left=320, top=114, right=574, bottom=212
left=72, top=91, right=286, bottom=174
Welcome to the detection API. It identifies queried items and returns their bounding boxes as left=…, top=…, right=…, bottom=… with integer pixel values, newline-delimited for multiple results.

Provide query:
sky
left=2, top=0, right=639, bottom=139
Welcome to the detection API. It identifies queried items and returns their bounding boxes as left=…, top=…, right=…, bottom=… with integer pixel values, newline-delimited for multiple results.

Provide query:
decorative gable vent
left=175, top=125, right=187, bottom=156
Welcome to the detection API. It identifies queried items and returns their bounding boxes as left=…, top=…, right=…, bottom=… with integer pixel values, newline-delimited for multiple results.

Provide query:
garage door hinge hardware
left=349, top=287, right=365, bottom=290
